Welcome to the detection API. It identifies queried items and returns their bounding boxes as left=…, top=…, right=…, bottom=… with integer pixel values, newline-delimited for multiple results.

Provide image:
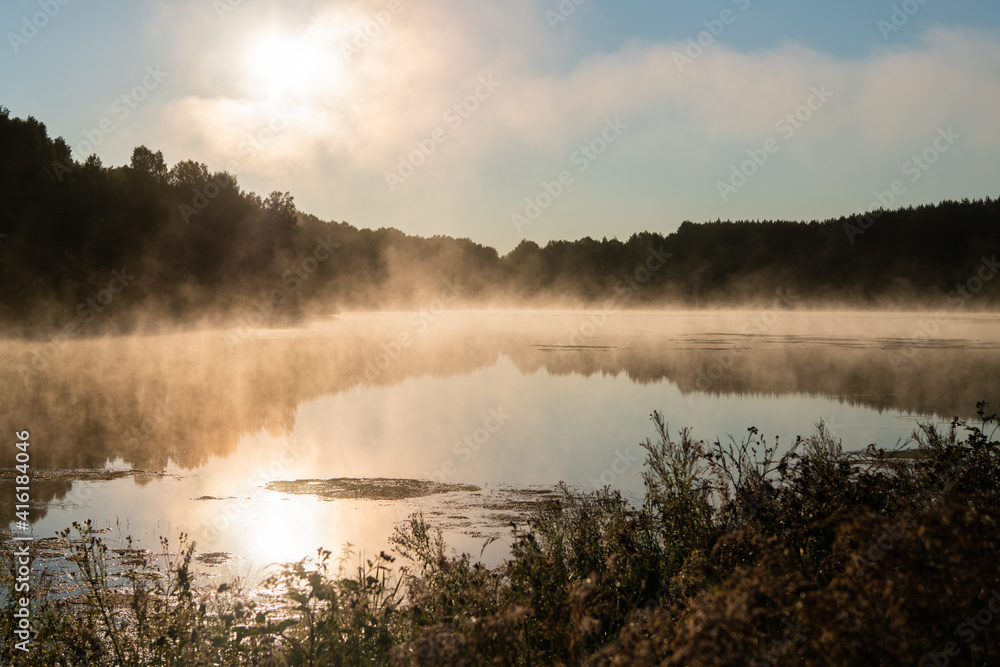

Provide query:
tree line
left=1, top=107, right=998, bottom=332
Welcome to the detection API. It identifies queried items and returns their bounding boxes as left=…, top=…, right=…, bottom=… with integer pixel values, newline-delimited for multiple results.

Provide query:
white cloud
left=143, top=1, right=1000, bottom=247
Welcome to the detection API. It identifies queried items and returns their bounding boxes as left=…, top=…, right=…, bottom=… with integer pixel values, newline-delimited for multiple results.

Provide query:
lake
left=3, top=310, right=999, bottom=586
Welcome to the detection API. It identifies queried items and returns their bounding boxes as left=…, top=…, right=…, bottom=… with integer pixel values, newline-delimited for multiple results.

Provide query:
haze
left=2, top=0, right=1000, bottom=251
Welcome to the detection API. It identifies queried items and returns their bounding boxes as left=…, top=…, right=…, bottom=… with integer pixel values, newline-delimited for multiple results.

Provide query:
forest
left=2, top=106, right=999, bottom=333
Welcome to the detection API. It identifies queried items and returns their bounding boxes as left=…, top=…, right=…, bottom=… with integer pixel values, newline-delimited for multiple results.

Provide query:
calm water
left=3, top=310, right=999, bottom=584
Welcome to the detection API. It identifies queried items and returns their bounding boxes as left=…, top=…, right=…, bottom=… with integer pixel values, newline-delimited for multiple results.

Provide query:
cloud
left=144, top=1, right=1000, bottom=247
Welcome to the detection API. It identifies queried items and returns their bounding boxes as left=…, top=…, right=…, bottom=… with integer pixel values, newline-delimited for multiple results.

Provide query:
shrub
left=2, top=403, right=997, bottom=665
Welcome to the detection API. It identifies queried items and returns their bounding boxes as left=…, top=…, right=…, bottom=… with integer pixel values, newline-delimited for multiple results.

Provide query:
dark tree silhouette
left=0, top=107, right=997, bottom=333
left=129, top=145, right=167, bottom=181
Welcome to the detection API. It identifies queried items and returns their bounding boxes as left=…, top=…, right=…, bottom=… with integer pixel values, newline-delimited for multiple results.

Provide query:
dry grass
left=2, top=404, right=998, bottom=665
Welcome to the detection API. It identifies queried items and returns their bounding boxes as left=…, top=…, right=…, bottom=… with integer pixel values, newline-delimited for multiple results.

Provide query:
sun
left=246, top=31, right=341, bottom=101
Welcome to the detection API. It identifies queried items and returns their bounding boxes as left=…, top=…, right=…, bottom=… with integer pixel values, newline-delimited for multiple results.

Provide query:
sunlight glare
left=247, top=31, right=340, bottom=101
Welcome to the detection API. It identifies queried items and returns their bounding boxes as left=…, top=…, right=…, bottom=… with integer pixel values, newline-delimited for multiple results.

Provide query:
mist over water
left=3, top=1, right=1000, bottom=658
left=3, top=309, right=997, bottom=582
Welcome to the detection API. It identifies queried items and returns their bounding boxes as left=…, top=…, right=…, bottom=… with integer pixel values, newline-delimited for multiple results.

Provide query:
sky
left=2, top=0, right=1000, bottom=253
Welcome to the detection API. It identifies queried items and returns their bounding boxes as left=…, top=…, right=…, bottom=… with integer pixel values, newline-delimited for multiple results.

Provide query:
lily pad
left=196, top=551, right=235, bottom=566
left=265, top=477, right=480, bottom=501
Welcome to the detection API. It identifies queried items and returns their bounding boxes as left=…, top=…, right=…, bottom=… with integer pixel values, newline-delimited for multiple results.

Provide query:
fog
left=4, top=309, right=999, bottom=524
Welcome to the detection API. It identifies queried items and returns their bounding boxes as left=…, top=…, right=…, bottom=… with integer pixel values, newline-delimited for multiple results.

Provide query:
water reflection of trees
left=1, top=315, right=996, bottom=480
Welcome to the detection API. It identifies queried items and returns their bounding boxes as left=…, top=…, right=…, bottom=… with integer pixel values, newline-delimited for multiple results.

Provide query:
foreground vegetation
left=3, top=403, right=999, bottom=665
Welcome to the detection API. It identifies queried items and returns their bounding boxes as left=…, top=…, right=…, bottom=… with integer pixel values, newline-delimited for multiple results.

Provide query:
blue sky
left=579, top=1, right=994, bottom=58
left=3, top=0, right=999, bottom=252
